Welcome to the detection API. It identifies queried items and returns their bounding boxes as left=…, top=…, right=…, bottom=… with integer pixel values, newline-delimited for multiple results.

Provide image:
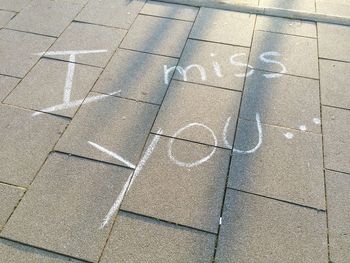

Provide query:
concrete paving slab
left=120, top=15, right=192, bottom=57
left=46, top=22, right=126, bottom=68
left=152, top=80, right=241, bottom=148
left=0, top=75, right=19, bottom=101
left=5, top=58, right=102, bottom=118
left=0, top=105, right=67, bottom=187
left=93, top=49, right=178, bottom=105
left=0, top=0, right=32, bottom=12
left=100, top=212, right=216, bottom=263
left=0, top=239, right=83, bottom=263
left=141, top=1, right=198, bottom=21
left=55, top=94, right=158, bottom=166
left=316, top=0, right=350, bottom=17
left=0, top=10, right=14, bottom=28
left=322, top=106, right=350, bottom=174
left=216, top=189, right=328, bottom=263
left=228, top=119, right=325, bottom=209
left=326, top=170, right=350, bottom=263
left=318, top=23, right=350, bottom=62
left=0, top=29, right=55, bottom=78
left=320, top=59, right=350, bottom=110
left=122, top=135, right=230, bottom=233
left=0, top=183, right=24, bottom=229
left=1, top=153, right=131, bottom=262
left=190, top=8, right=256, bottom=47
left=259, top=0, right=316, bottom=12
left=240, top=71, right=321, bottom=133
left=6, top=0, right=86, bottom=37
left=256, top=15, right=317, bottom=38
left=173, top=39, right=250, bottom=91
left=249, top=31, right=319, bottom=79
left=76, top=0, right=145, bottom=29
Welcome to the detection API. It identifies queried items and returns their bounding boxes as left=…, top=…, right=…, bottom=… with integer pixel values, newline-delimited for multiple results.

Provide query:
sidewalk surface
left=0, top=0, right=349, bottom=262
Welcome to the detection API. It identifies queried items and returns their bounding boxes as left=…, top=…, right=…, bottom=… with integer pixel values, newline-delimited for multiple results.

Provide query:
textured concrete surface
left=259, top=0, right=316, bottom=12
left=229, top=119, right=325, bottom=209
left=0, top=10, right=14, bottom=28
left=46, top=22, right=126, bottom=68
left=141, top=1, right=198, bottom=21
left=0, top=239, right=83, bottom=263
left=0, top=29, right=55, bottom=78
left=1, top=1, right=350, bottom=262
left=323, top=106, right=350, bottom=174
left=320, top=59, right=350, bottom=110
left=55, top=93, right=158, bottom=166
left=120, top=15, right=192, bottom=57
left=1, top=153, right=131, bottom=262
left=0, top=75, right=19, bottom=101
left=0, top=183, right=24, bottom=229
left=76, top=0, right=145, bottom=29
left=216, top=189, right=328, bottom=263
left=0, top=105, right=67, bottom=186
left=5, top=58, right=102, bottom=117
left=255, top=15, right=317, bottom=37
left=190, top=8, right=255, bottom=47
left=100, top=212, right=216, bottom=263
left=318, top=23, right=350, bottom=62
left=152, top=80, right=241, bottom=148
left=326, top=170, right=350, bottom=263
left=173, top=39, right=250, bottom=90
left=250, top=31, right=319, bottom=79
left=240, top=71, right=321, bottom=133
left=122, top=135, right=230, bottom=233
left=6, top=0, right=86, bottom=37
left=93, top=49, right=178, bottom=104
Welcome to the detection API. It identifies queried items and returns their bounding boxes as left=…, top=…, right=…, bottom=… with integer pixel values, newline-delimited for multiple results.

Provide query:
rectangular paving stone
left=46, top=22, right=126, bottom=68
left=5, top=58, right=102, bottom=118
left=0, top=239, right=83, bottom=263
left=6, top=0, right=86, bottom=37
left=55, top=94, right=158, bottom=167
left=316, top=0, right=350, bottom=17
left=216, top=189, right=328, bottom=263
left=122, top=135, right=230, bottom=233
left=318, top=23, right=350, bottom=62
left=173, top=39, right=250, bottom=90
left=93, top=49, right=178, bottom=105
left=100, top=212, right=216, bottom=263
left=240, top=71, right=321, bottom=133
left=190, top=8, right=255, bottom=47
left=0, top=104, right=68, bottom=187
left=322, top=106, right=350, bottom=174
left=76, top=0, right=145, bottom=29
left=0, top=0, right=32, bottom=12
left=0, top=183, right=24, bottom=229
left=152, top=80, right=241, bottom=148
left=320, top=59, right=350, bottom=110
left=0, top=10, right=15, bottom=28
left=1, top=153, right=131, bottom=262
left=228, top=119, right=325, bottom=209
left=0, top=29, right=55, bottom=78
left=249, top=31, right=319, bottom=79
left=140, top=1, right=198, bottom=21
left=121, top=15, right=192, bottom=57
left=259, top=0, right=316, bottom=12
left=255, top=15, right=317, bottom=38
left=0, top=74, right=19, bottom=101
left=326, top=170, right=350, bottom=263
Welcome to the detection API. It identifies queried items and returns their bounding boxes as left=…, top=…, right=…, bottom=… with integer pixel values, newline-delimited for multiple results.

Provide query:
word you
left=89, top=113, right=262, bottom=228
left=164, top=51, right=287, bottom=85
left=32, top=50, right=118, bottom=116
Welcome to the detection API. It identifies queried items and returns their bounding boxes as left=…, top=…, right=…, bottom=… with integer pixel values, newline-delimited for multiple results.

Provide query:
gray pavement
left=0, top=0, right=350, bottom=262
